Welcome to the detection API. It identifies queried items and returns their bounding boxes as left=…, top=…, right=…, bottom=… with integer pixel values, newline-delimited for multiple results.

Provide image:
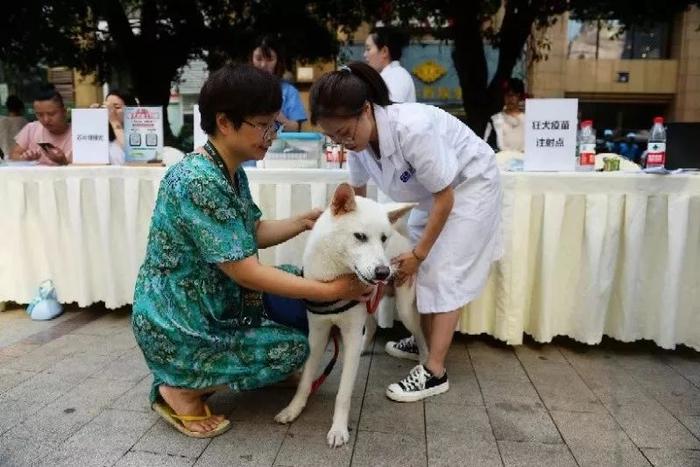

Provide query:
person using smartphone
left=10, top=85, right=72, bottom=165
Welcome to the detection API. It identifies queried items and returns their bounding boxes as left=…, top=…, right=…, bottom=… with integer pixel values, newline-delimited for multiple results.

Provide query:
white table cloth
left=1, top=166, right=699, bottom=350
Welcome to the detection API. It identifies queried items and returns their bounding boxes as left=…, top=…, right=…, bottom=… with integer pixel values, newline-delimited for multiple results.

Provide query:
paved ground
left=1, top=304, right=699, bottom=467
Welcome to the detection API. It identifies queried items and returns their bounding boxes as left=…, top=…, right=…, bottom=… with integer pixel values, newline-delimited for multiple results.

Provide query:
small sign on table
left=71, top=108, right=109, bottom=165
left=124, top=106, right=164, bottom=163
left=524, top=99, right=578, bottom=172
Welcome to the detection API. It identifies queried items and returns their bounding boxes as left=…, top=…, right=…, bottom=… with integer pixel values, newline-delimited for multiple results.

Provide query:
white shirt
left=109, top=141, right=126, bottom=165
left=484, top=111, right=525, bottom=152
left=349, top=104, right=502, bottom=314
left=348, top=103, right=495, bottom=210
left=381, top=61, right=416, bottom=103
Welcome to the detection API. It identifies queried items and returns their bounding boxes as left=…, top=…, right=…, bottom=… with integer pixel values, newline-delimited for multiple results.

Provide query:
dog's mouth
left=353, top=267, right=390, bottom=286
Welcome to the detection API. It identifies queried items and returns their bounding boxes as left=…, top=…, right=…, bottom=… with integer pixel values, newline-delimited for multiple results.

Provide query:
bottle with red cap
left=577, top=120, right=596, bottom=171
left=646, top=116, right=666, bottom=169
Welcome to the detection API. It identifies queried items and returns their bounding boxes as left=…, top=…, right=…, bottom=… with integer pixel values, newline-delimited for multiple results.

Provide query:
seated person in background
left=10, top=86, right=72, bottom=165
left=0, top=95, right=28, bottom=158
left=484, top=78, right=526, bottom=153
left=92, top=89, right=138, bottom=165
left=251, top=35, right=307, bottom=132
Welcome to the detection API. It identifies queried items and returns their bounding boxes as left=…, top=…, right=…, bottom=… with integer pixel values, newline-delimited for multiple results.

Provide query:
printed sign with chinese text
left=71, top=108, right=109, bottom=165
left=124, top=106, right=164, bottom=162
left=524, top=99, right=578, bottom=171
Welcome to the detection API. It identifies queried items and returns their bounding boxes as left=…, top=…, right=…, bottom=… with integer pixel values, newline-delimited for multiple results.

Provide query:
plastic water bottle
left=646, top=117, right=666, bottom=169
left=577, top=120, right=596, bottom=171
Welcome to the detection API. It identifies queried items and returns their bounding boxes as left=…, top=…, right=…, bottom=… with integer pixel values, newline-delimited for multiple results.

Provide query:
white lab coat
left=381, top=61, right=416, bottom=104
left=348, top=104, right=502, bottom=313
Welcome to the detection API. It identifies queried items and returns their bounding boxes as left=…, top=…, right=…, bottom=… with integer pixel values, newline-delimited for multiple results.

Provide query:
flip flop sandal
left=152, top=400, right=230, bottom=438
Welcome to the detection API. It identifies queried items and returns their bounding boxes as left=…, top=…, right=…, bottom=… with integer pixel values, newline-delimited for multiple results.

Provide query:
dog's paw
left=274, top=404, right=303, bottom=424
left=326, top=425, right=350, bottom=448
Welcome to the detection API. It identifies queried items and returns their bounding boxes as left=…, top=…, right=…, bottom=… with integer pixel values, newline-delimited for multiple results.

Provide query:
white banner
left=71, top=108, right=109, bottom=165
left=524, top=99, right=578, bottom=172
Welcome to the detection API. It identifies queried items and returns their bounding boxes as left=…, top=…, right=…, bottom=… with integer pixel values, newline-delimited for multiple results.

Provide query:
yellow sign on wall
left=412, top=60, right=447, bottom=84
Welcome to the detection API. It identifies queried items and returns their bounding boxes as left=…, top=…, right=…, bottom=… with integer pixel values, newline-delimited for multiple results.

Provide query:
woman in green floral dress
left=132, top=64, right=371, bottom=438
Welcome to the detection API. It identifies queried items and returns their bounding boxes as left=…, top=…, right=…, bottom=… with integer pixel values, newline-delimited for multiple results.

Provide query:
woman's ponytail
left=310, top=61, right=392, bottom=124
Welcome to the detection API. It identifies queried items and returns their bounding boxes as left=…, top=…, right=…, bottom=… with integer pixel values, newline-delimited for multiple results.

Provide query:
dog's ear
left=384, top=203, right=416, bottom=224
left=331, top=183, right=357, bottom=216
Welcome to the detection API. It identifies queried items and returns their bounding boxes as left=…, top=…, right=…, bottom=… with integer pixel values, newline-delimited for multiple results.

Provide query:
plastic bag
left=26, top=280, right=63, bottom=321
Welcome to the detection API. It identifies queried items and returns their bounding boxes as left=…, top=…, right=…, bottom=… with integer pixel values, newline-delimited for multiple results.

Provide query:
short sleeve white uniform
left=348, top=104, right=502, bottom=313
left=380, top=61, right=416, bottom=104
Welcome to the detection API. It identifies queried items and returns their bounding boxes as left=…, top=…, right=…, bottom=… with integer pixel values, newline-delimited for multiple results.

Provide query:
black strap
left=202, top=140, right=238, bottom=194
left=300, top=268, right=360, bottom=315
left=303, top=298, right=360, bottom=315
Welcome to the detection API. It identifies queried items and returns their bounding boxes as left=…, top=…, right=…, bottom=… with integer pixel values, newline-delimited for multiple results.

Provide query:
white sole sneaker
left=385, top=381, right=450, bottom=403
left=384, top=341, right=420, bottom=361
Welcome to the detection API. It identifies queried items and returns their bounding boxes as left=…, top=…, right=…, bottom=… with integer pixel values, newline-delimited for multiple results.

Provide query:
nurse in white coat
left=310, top=62, right=502, bottom=402
left=364, top=28, right=416, bottom=104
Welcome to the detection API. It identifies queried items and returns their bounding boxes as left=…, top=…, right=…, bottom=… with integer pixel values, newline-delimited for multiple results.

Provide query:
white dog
left=274, top=183, right=427, bottom=447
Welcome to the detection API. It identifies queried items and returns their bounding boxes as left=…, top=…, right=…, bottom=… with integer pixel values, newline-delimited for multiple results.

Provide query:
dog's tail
left=310, top=328, right=340, bottom=394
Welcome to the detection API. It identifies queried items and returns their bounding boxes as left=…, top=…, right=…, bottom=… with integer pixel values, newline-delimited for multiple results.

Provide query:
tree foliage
left=3, top=0, right=699, bottom=137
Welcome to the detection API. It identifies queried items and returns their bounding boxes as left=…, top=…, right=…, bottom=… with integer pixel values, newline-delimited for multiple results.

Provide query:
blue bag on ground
left=26, top=280, right=63, bottom=321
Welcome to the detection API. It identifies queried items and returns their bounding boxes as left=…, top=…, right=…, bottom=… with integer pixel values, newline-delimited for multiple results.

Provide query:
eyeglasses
left=242, top=119, right=282, bottom=141
left=327, top=114, right=361, bottom=146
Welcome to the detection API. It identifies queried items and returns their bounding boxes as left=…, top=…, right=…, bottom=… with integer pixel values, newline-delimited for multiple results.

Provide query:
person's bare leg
left=423, top=309, right=460, bottom=377
left=159, top=385, right=226, bottom=433
left=420, top=313, right=432, bottom=347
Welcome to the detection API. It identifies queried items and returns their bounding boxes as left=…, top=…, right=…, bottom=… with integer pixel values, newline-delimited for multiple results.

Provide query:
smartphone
left=37, top=142, right=56, bottom=152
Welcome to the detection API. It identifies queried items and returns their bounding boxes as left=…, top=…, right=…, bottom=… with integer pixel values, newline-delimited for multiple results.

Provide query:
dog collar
left=300, top=268, right=360, bottom=315
left=303, top=297, right=360, bottom=315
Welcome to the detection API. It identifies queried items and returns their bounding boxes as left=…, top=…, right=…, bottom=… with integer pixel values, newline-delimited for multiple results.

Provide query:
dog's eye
left=353, top=233, right=368, bottom=242
left=381, top=234, right=388, bottom=243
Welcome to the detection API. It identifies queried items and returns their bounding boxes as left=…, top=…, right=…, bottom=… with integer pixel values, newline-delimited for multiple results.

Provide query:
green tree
left=1, top=0, right=366, bottom=142
left=3, top=1, right=699, bottom=139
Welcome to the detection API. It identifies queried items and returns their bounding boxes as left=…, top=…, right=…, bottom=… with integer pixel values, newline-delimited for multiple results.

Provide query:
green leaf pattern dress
left=132, top=151, right=309, bottom=403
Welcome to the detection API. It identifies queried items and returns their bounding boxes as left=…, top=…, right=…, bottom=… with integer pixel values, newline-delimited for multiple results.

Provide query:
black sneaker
left=386, top=364, right=449, bottom=402
left=385, top=335, right=420, bottom=361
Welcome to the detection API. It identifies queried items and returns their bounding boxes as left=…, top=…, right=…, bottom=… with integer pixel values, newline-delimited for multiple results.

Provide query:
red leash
left=310, top=283, right=386, bottom=394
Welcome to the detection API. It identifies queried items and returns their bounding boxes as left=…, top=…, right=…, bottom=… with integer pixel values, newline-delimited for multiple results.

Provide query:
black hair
left=504, top=78, right=525, bottom=97
left=369, top=27, right=410, bottom=61
left=310, top=61, right=392, bottom=125
left=106, top=89, right=137, bottom=106
left=251, top=35, right=286, bottom=78
left=108, top=122, right=117, bottom=142
left=34, top=84, right=64, bottom=107
left=198, top=63, right=282, bottom=136
left=5, top=95, right=24, bottom=114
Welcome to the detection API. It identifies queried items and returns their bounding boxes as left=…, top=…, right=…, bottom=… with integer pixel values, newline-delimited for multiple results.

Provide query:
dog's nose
left=374, top=265, right=391, bottom=281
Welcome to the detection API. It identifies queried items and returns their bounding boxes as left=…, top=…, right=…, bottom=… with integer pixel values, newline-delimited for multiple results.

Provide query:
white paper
left=193, top=104, right=207, bottom=151
left=71, top=108, right=109, bottom=165
left=524, top=99, right=578, bottom=172
left=124, top=106, right=164, bottom=162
